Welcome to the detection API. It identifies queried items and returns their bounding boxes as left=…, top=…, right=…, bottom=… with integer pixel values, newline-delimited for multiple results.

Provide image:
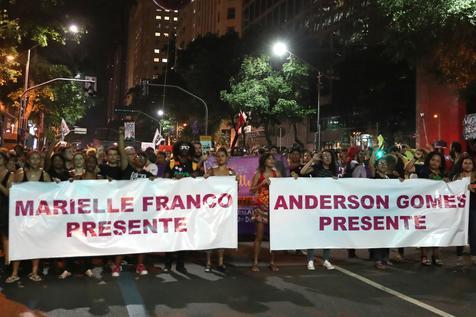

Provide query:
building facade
left=177, top=0, right=243, bottom=49
left=126, top=0, right=179, bottom=90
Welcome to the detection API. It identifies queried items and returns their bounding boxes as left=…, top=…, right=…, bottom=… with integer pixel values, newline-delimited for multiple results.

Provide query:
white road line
left=334, top=265, right=455, bottom=317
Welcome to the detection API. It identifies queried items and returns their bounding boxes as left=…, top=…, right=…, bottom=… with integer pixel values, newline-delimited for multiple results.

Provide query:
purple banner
left=205, top=154, right=289, bottom=236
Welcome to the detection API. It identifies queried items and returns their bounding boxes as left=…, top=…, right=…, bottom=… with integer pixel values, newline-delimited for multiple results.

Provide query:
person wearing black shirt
left=164, top=141, right=200, bottom=273
left=48, top=153, right=70, bottom=182
left=300, top=150, right=337, bottom=271
left=99, top=147, right=122, bottom=180
left=111, top=128, right=155, bottom=278
left=288, top=147, right=304, bottom=177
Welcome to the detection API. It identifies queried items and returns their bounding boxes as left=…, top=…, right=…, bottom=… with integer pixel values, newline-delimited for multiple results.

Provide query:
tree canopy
left=221, top=55, right=313, bottom=145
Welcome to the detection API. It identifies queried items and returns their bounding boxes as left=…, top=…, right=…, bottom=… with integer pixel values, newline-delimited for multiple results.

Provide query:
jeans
left=307, top=249, right=331, bottom=262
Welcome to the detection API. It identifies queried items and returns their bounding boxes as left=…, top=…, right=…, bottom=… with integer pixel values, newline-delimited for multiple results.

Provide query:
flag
left=60, top=118, right=70, bottom=141
left=235, top=111, right=248, bottom=132
left=152, top=128, right=165, bottom=146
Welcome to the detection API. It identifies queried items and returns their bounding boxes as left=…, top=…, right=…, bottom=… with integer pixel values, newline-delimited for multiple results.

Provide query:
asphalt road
left=0, top=246, right=475, bottom=317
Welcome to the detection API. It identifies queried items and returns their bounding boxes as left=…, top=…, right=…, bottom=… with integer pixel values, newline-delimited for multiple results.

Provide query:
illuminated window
left=164, top=16, right=170, bottom=20
left=174, top=10, right=178, bottom=13
left=173, top=17, right=178, bottom=21
left=155, top=32, right=161, bottom=36
left=164, top=33, right=169, bottom=37
left=162, top=58, right=168, bottom=63
left=154, top=49, right=160, bottom=53
left=153, top=58, right=160, bottom=62
left=156, top=16, right=162, bottom=20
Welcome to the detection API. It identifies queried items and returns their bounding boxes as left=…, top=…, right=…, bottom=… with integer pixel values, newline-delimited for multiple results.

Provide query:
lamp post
left=144, top=83, right=208, bottom=135
left=433, top=114, right=441, bottom=141
left=18, top=77, right=95, bottom=142
left=272, top=41, right=323, bottom=150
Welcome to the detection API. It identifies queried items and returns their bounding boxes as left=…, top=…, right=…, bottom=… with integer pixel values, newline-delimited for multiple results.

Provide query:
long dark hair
left=258, top=152, right=274, bottom=172
left=452, top=154, right=475, bottom=177
left=424, top=151, right=446, bottom=176
left=316, top=149, right=338, bottom=176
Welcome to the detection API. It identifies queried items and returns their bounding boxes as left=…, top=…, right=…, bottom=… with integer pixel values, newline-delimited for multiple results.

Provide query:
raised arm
left=118, top=127, right=128, bottom=170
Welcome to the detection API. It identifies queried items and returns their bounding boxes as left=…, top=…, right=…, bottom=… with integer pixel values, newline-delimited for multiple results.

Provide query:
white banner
left=9, top=177, right=238, bottom=260
left=270, top=178, right=470, bottom=250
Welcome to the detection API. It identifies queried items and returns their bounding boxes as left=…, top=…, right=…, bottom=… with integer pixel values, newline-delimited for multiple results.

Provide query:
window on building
left=164, top=16, right=170, bottom=20
left=162, top=58, right=168, bottom=63
left=173, top=17, right=178, bottom=21
left=153, top=58, right=160, bottom=62
left=155, top=32, right=161, bottom=36
left=164, top=33, right=169, bottom=37
left=154, top=49, right=160, bottom=54
left=156, top=16, right=162, bottom=20
left=227, top=7, right=236, bottom=19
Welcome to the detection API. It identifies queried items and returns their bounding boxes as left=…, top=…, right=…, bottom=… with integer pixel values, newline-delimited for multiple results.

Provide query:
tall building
left=126, top=0, right=179, bottom=90
left=243, top=0, right=310, bottom=34
left=177, top=0, right=243, bottom=49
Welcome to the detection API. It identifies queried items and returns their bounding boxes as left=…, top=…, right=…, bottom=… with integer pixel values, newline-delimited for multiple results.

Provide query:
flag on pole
left=60, top=118, right=70, bottom=141
left=152, top=128, right=165, bottom=146
left=235, top=111, right=248, bottom=132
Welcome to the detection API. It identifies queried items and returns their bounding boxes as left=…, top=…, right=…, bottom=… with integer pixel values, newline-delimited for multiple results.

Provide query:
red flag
left=235, top=111, right=247, bottom=131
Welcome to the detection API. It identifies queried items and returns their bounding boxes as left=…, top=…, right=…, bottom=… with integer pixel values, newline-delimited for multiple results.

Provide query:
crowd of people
left=0, top=131, right=475, bottom=284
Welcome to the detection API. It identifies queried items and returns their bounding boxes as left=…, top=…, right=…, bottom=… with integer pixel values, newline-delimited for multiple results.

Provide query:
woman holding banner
left=452, top=155, right=476, bottom=266
left=203, top=147, right=236, bottom=273
left=5, top=151, right=51, bottom=283
left=0, top=152, right=13, bottom=271
left=70, top=152, right=86, bottom=177
left=300, top=150, right=337, bottom=271
left=250, top=152, right=281, bottom=272
left=415, top=151, right=446, bottom=266
left=369, top=151, right=399, bottom=269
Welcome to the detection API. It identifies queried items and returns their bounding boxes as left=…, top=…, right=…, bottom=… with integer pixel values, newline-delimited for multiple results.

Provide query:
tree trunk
left=293, top=122, right=304, bottom=148
left=264, top=120, right=272, bottom=146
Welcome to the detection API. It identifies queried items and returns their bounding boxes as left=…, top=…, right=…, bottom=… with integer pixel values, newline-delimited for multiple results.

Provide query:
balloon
left=152, top=0, right=191, bottom=10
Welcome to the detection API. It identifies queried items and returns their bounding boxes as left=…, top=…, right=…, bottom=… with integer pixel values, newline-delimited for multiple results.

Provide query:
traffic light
left=141, top=80, right=149, bottom=96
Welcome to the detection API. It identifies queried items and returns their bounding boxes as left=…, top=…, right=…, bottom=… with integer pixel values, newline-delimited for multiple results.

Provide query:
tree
left=221, top=55, right=313, bottom=146
left=0, top=0, right=93, bottom=142
left=376, top=0, right=476, bottom=90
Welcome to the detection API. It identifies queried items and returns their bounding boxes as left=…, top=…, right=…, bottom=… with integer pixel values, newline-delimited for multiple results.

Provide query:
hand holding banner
left=270, top=178, right=470, bottom=250
left=9, top=177, right=238, bottom=261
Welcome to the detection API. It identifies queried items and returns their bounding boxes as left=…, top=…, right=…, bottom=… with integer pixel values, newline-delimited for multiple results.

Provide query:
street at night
left=1, top=0, right=476, bottom=316
left=1, top=247, right=476, bottom=317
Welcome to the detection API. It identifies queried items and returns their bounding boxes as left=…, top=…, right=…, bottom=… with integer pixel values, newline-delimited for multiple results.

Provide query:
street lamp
left=6, top=55, right=15, bottom=62
left=145, top=83, right=209, bottom=135
left=157, top=109, right=164, bottom=117
left=272, top=41, right=323, bottom=150
left=272, top=42, right=289, bottom=57
left=68, top=24, right=79, bottom=34
left=433, top=114, right=441, bottom=141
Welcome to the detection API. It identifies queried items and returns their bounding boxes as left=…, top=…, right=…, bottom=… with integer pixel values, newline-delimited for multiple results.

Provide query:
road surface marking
left=334, top=265, right=455, bottom=317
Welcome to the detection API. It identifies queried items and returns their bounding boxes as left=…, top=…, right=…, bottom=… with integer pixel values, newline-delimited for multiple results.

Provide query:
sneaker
left=112, top=265, right=120, bottom=277
left=375, top=261, right=387, bottom=270
left=307, top=260, right=315, bottom=271
left=456, top=256, right=464, bottom=266
left=136, top=264, right=148, bottom=276
left=323, top=260, right=335, bottom=270
left=204, top=265, right=212, bottom=273
left=58, top=270, right=72, bottom=279
left=162, top=266, right=170, bottom=273
left=85, top=269, right=94, bottom=278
